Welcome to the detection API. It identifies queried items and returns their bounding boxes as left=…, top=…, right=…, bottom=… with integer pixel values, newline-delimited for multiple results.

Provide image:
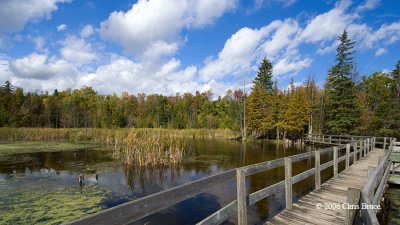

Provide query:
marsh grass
left=0, top=128, right=239, bottom=166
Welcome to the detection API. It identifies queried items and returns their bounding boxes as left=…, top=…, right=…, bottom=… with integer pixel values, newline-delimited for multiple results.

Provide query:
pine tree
left=392, top=60, right=400, bottom=100
left=325, top=30, right=360, bottom=134
left=254, top=57, right=274, bottom=93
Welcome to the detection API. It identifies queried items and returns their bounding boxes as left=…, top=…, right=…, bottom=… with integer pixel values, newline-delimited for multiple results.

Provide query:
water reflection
left=0, top=139, right=319, bottom=224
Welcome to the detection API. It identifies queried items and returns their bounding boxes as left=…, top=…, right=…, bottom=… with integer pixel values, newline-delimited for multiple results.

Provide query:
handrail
left=65, top=135, right=389, bottom=225
left=358, top=138, right=396, bottom=225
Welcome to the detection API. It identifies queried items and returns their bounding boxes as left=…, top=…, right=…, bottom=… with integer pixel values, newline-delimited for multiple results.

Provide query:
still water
left=0, top=139, right=327, bottom=225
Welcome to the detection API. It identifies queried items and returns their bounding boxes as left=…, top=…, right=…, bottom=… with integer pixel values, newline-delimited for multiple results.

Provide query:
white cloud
left=300, top=0, right=355, bottom=43
left=200, top=27, right=266, bottom=81
left=261, top=19, right=300, bottom=57
left=375, top=48, right=387, bottom=57
left=364, top=22, right=400, bottom=48
left=32, top=36, right=46, bottom=51
left=60, top=36, right=98, bottom=65
left=99, top=0, right=237, bottom=59
left=356, top=0, right=380, bottom=13
left=79, top=57, right=208, bottom=95
left=0, top=0, right=69, bottom=33
left=9, top=53, right=77, bottom=80
left=80, top=24, right=94, bottom=37
left=274, top=57, right=312, bottom=76
left=190, top=0, right=237, bottom=27
left=57, top=24, right=67, bottom=32
left=200, top=18, right=306, bottom=81
left=251, top=0, right=297, bottom=10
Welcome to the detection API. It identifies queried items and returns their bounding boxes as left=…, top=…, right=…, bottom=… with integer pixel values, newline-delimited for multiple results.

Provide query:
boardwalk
left=266, top=148, right=385, bottom=225
left=68, top=135, right=393, bottom=225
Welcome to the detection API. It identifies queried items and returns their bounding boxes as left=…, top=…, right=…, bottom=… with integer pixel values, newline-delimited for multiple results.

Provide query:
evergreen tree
left=325, top=30, right=360, bottom=134
left=392, top=60, right=400, bottom=100
left=254, top=57, right=274, bottom=93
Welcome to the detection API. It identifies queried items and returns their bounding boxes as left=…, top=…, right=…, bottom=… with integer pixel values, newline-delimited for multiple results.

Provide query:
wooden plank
left=372, top=163, right=390, bottom=207
left=292, top=168, right=315, bottom=184
left=346, top=144, right=350, bottom=168
left=290, top=205, right=344, bottom=224
left=196, top=200, right=236, bottom=225
left=67, top=169, right=236, bottom=225
left=345, top=188, right=360, bottom=225
left=295, top=201, right=343, bottom=218
left=291, top=151, right=313, bottom=163
left=334, top=146, right=338, bottom=177
left=383, top=137, right=387, bottom=150
left=285, top=157, right=292, bottom=210
left=321, top=160, right=334, bottom=171
left=249, top=181, right=284, bottom=205
left=338, top=155, right=346, bottom=163
left=315, top=150, right=321, bottom=190
left=236, top=168, right=247, bottom=225
left=242, top=158, right=285, bottom=176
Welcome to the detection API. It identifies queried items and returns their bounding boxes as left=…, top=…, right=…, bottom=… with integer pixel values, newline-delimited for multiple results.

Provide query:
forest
left=1, top=31, right=400, bottom=140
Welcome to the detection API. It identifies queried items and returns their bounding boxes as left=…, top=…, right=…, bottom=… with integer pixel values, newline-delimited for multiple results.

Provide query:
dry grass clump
left=113, top=129, right=187, bottom=166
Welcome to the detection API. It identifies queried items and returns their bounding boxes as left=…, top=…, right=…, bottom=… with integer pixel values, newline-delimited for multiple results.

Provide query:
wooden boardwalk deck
left=266, top=148, right=385, bottom=225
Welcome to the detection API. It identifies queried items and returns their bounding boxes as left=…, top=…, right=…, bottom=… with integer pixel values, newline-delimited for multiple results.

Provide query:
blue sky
left=0, top=0, right=399, bottom=96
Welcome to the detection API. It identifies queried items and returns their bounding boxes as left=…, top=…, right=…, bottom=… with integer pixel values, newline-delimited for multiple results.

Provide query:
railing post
left=345, top=188, right=361, bottom=225
left=236, top=168, right=247, bottom=225
left=315, top=150, right=321, bottom=190
left=372, top=137, right=375, bottom=151
left=367, top=167, right=375, bottom=179
left=359, top=140, right=363, bottom=158
left=383, top=137, right=387, bottom=150
left=329, top=135, right=332, bottom=144
left=333, top=146, right=338, bottom=177
left=346, top=144, right=350, bottom=168
left=367, top=139, right=370, bottom=153
left=285, top=157, right=292, bottom=210
left=353, top=142, right=358, bottom=163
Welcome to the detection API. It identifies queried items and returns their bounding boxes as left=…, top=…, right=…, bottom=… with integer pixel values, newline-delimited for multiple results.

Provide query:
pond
left=0, top=139, right=327, bottom=225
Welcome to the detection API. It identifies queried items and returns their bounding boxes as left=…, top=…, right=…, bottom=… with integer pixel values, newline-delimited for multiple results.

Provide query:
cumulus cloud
left=200, top=0, right=399, bottom=84
left=200, top=18, right=309, bottom=81
left=0, top=0, right=69, bottom=33
left=253, top=0, right=297, bottom=9
left=200, top=27, right=267, bottom=81
left=300, top=0, right=354, bottom=43
left=2, top=0, right=400, bottom=97
left=60, top=36, right=98, bottom=65
left=99, top=0, right=237, bottom=59
left=364, top=22, right=400, bottom=48
left=79, top=56, right=211, bottom=95
left=356, top=0, right=380, bottom=13
left=31, top=36, right=46, bottom=51
left=375, top=48, right=387, bottom=57
left=80, top=24, right=94, bottom=37
left=57, top=24, right=67, bottom=31
left=9, top=53, right=78, bottom=80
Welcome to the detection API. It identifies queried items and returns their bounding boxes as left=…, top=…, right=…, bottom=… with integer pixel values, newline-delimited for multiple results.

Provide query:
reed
left=0, top=128, right=238, bottom=166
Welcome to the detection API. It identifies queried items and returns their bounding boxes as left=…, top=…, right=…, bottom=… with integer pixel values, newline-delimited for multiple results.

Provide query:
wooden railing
left=357, top=137, right=396, bottom=225
left=65, top=135, right=388, bottom=225
left=304, top=134, right=392, bottom=149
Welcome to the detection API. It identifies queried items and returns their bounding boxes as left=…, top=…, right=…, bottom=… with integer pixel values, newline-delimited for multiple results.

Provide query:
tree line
left=1, top=30, right=400, bottom=139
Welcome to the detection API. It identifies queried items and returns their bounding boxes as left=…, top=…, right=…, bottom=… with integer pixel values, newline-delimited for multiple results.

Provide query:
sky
left=0, top=0, right=399, bottom=97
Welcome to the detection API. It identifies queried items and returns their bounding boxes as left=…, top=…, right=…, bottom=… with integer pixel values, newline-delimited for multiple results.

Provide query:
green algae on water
left=0, top=182, right=109, bottom=225
left=0, top=141, right=98, bottom=155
